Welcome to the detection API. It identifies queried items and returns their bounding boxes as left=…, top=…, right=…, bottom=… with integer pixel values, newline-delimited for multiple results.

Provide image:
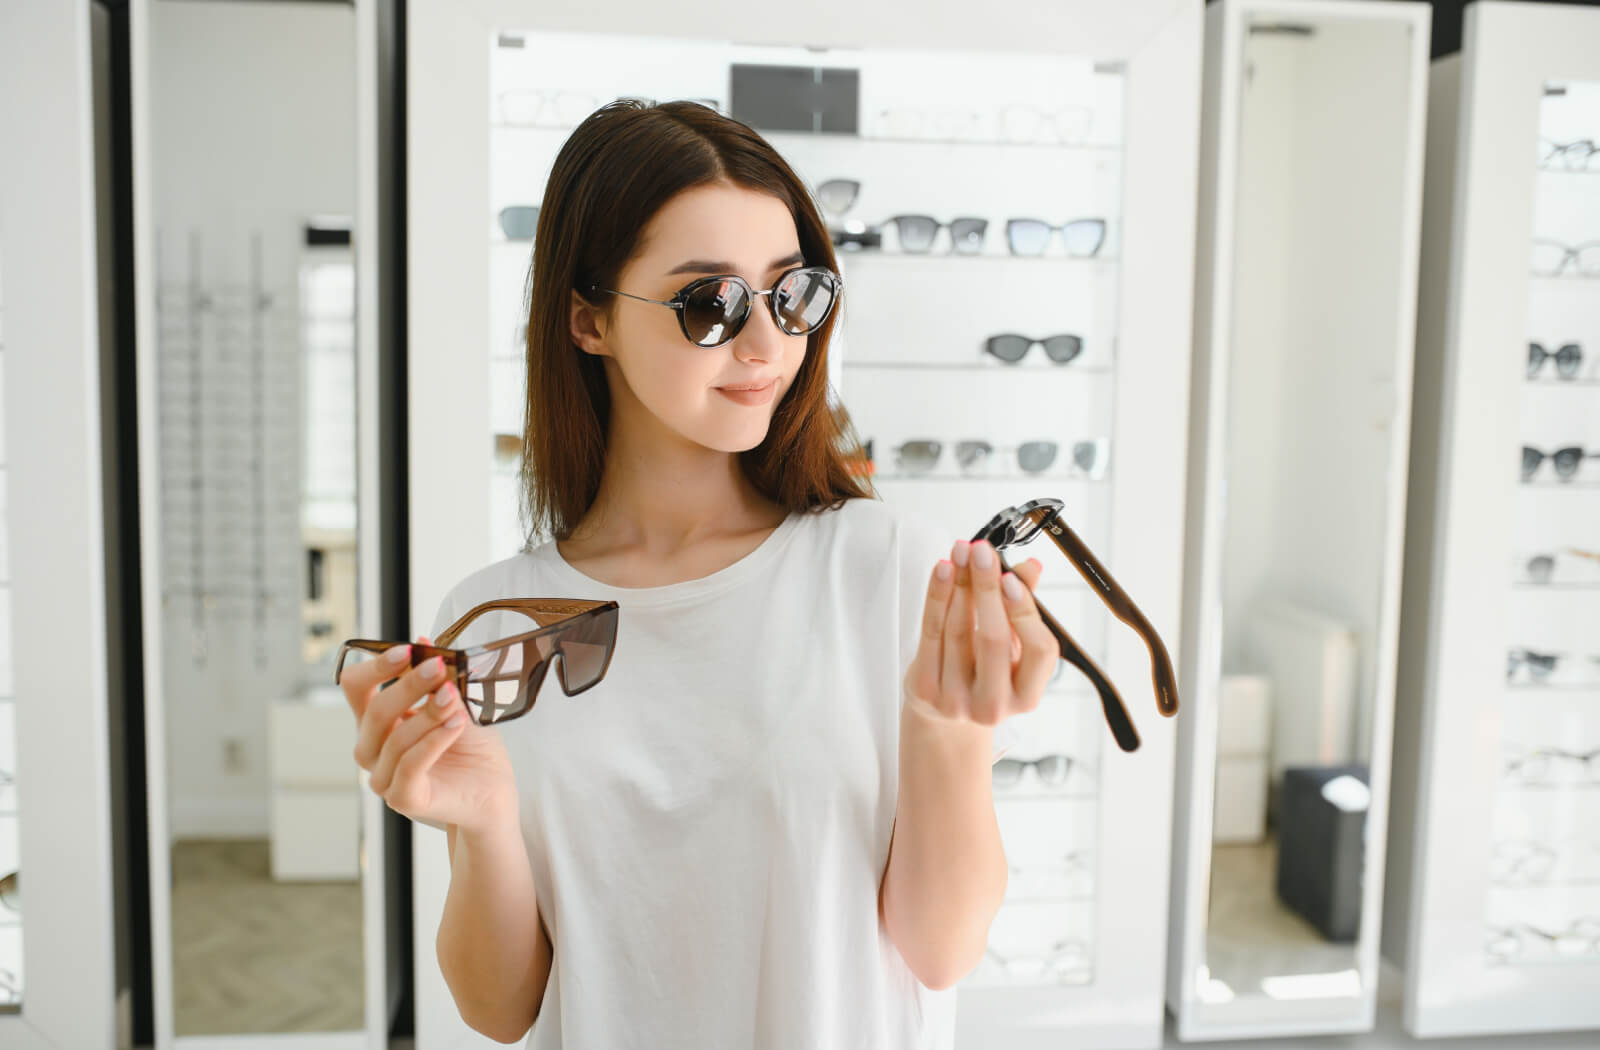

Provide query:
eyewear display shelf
left=410, top=4, right=1197, bottom=1049
left=1385, top=2, right=1600, bottom=1040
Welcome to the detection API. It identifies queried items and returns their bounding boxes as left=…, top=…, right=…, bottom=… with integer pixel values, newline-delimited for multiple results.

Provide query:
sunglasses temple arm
left=998, top=552, right=1140, bottom=753
left=1040, top=519, right=1180, bottom=717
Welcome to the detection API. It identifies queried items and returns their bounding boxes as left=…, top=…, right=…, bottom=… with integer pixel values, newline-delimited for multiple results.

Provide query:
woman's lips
left=715, top=379, right=777, bottom=406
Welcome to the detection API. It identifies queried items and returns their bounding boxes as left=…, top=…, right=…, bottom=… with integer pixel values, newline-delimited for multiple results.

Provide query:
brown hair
left=516, top=98, right=873, bottom=544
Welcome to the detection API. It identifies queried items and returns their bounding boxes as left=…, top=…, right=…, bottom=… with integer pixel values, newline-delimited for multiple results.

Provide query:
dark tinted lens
left=1035, top=755, right=1073, bottom=784
left=955, top=440, right=993, bottom=470
left=1556, top=343, right=1582, bottom=378
left=1042, top=334, right=1084, bottom=364
left=950, top=217, right=988, bottom=254
left=1073, top=439, right=1109, bottom=478
left=816, top=178, right=859, bottom=216
left=556, top=607, right=618, bottom=694
left=1528, top=342, right=1548, bottom=378
left=992, top=758, right=1025, bottom=789
left=984, top=334, right=1033, bottom=363
left=1017, top=441, right=1058, bottom=474
left=1007, top=219, right=1051, bottom=256
left=1522, top=446, right=1543, bottom=480
left=1062, top=219, right=1106, bottom=257
left=891, top=215, right=939, bottom=253
left=498, top=205, right=539, bottom=241
left=895, top=440, right=941, bottom=473
left=772, top=269, right=838, bottom=335
left=682, top=278, right=751, bottom=346
left=1553, top=447, right=1584, bottom=478
left=1527, top=555, right=1555, bottom=583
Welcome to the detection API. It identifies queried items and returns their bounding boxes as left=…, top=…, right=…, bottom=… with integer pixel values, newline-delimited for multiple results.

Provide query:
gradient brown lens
left=772, top=268, right=838, bottom=334
left=555, top=606, right=618, bottom=693
left=682, top=278, right=751, bottom=346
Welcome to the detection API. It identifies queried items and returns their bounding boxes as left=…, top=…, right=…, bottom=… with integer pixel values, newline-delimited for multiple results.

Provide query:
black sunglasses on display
left=588, top=265, right=844, bottom=349
left=973, top=498, right=1179, bottom=752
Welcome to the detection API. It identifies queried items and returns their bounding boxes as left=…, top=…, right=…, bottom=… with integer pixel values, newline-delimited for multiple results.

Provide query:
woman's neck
left=556, top=419, right=788, bottom=586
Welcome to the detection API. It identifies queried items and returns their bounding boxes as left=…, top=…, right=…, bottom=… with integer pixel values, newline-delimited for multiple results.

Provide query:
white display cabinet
left=1384, top=1, right=1600, bottom=1038
left=406, top=3, right=1199, bottom=1047
left=0, top=2, right=122, bottom=1046
left=1170, top=0, right=1429, bottom=1041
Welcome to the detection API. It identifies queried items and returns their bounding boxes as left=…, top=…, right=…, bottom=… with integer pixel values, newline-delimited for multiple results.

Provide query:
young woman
left=341, top=99, right=1057, bottom=1048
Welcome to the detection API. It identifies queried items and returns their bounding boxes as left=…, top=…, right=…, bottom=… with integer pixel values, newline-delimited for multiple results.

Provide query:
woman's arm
left=881, top=537, right=1056, bottom=990
left=879, top=697, right=1007, bottom=991
left=439, top=818, right=553, bottom=1043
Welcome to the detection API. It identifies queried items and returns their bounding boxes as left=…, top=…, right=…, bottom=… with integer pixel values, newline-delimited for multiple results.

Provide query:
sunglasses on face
left=973, top=498, right=1179, bottom=752
left=335, top=598, right=620, bottom=726
left=588, top=265, right=844, bottom=349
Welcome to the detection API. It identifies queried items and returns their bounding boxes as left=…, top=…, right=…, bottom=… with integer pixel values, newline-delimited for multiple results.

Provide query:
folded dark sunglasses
left=973, top=498, right=1179, bottom=752
left=336, top=598, right=620, bottom=726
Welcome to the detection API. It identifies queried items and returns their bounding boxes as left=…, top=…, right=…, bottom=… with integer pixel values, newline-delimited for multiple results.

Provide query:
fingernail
left=1002, top=573, right=1025, bottom=600
left=423, top=656, right=445, bottom=679
left=385, top=644, right=410, bottom=664
left=973, top=541, right=995, bottom=570
left=952, top=541, right=970, bottom=567
left=445, top=713, right=466, bottom=730
left=433, top=682, right=454, bottom=708
left=935, top=560, right=953, bottom=581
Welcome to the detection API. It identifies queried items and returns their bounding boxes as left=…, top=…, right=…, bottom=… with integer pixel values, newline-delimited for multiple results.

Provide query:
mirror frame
left=129, top=0, right=388, bottom=1045
left=1168, top=0, right=1431, bottom=1039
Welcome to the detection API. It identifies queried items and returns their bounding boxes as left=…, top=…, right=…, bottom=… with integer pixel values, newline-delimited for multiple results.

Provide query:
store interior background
left=1, top=1, right=1599, bottom=1049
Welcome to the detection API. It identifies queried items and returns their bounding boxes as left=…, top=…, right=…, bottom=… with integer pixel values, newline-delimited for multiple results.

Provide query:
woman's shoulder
left=808, top=496, right=955, bottom=568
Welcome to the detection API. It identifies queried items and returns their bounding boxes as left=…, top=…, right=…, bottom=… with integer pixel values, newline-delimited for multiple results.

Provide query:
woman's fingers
left=905, top=556, right=956, bottom=702
left=385, top=701, right=470, bottom=817
left=940, top=541, right=977, bottom=711
left=1003, top=564, right=1057, bottom=706
left=369, top=681, right=459, bottom=795
left=966, top=540, right=1013, bottom=721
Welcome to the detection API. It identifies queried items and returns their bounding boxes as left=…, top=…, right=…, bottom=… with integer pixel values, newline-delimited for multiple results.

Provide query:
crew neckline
left=534, top=509, right=809, bottom=607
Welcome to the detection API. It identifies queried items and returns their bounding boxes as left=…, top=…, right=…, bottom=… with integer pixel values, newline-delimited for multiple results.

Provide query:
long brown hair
left=517, top=98, right=873, bottom=544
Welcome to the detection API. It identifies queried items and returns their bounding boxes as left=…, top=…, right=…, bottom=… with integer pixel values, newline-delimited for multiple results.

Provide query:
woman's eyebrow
left=664, top=249, right=805, bottom=277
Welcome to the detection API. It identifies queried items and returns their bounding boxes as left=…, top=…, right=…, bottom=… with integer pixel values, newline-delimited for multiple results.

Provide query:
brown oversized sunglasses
left=335, top=598, right=620, bottom=727
left=973, top=498, right=1179, bottom=752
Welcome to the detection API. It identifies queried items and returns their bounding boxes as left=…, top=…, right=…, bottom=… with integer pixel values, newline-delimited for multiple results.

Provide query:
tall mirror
left=1174, top=0, right=1426, bottom=1038
left=142, top=0, right=370, bottom=1041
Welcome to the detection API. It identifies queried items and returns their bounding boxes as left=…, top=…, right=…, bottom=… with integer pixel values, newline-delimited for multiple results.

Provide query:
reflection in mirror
left=1485, top=78, right=1600, bottom=970
left=1200, top=13, right=1415, bottom=1012
left=149, top=0, right=363, bottom=1036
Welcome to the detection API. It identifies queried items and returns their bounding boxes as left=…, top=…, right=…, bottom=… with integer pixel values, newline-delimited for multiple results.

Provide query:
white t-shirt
left=428, top=496, right=1022, bottom=1050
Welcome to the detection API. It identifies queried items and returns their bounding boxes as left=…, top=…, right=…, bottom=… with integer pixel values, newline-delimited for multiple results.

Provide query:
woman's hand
left=341, top=633, right=520, bottom=835
left=903, top=539, right=1055, bottom=726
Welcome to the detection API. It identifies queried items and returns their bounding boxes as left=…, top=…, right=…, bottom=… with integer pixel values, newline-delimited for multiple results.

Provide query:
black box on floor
left=1275, top=763, right=1369, bottom=942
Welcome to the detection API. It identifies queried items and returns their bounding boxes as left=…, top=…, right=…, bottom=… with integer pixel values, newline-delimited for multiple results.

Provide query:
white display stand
left=1383, top=1, right=1600, bottom=1039
left=1169, top=0, right=1429, bottom=1041
left=405, top=3, right=1200, bottom=1047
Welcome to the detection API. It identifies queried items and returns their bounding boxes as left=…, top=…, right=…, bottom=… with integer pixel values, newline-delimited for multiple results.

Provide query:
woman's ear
left=569, top=289, right=611, bottom=358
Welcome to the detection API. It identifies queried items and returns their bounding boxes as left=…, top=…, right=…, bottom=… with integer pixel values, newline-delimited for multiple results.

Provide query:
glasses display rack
left=1386, top=2, right=1600, bottom=1038
left=155, top=230, right=304, bottom=674
left=408, top=5, right=1198, bottom=1047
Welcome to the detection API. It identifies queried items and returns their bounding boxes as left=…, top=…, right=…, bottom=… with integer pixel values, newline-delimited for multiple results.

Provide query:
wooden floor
left=170, top=838, right=364, bottom=1036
